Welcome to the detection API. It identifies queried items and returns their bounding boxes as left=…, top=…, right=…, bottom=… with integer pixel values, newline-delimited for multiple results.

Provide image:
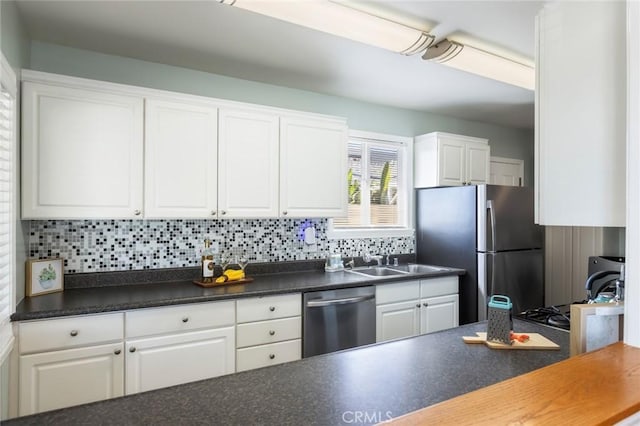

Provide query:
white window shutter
left=0, top=54, right=16, bottom=363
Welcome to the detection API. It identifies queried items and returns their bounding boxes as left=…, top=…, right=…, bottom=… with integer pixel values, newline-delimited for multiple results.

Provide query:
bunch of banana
left=215, top=269, right=245, bottom=283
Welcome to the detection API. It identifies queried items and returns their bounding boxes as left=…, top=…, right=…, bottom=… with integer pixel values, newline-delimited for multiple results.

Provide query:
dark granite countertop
left=12, top=262, right=465, bottom=321
left=4, top=319, right=569, bottom=425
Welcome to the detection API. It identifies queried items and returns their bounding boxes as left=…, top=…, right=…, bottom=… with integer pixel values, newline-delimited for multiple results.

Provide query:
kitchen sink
left=345, top=266, right=410, bottom=278
left=388, top=264, right=451, bottom=274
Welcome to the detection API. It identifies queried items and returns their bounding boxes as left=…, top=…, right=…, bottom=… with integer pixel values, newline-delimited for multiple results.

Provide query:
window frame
left=0, top=52, right=17, bottom=366
left=328, top=129, right=413, bottom=240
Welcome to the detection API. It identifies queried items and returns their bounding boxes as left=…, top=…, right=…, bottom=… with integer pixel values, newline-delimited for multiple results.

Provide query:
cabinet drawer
left=376, top=281, right=420, bottom=305
left=236, top=339, right=301, bottom=372
left=237, top=294, right=301, bottom=323
left=420, top=276, right=459, bottom=298
left=236, top=316, right=301, bottom=348
left=19, top=313, right=124, bottom=354
left=125, top=301, right=235, bottom=338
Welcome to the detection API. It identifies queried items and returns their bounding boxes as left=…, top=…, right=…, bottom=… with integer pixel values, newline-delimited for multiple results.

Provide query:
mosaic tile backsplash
left=29, top=219, right=415, bottom=274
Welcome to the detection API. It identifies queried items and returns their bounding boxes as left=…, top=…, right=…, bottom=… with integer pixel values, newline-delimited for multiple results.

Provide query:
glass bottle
left=201, top=239, right=214, bottom=283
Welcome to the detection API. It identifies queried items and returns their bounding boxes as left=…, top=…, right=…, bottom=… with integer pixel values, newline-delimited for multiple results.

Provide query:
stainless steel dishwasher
left=303, top=286, right=375, bottom=358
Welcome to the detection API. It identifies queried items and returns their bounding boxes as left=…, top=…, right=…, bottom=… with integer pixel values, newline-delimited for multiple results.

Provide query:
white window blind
left=0, top=58, right=16, bottom=362
left=334, top=138, right=407, bottom=229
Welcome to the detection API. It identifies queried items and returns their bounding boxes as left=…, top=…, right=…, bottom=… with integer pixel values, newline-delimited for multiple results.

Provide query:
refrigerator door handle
left=486, top=200, right=497, bottom=253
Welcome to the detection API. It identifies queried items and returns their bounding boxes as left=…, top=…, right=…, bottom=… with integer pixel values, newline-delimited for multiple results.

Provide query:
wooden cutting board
left=463, top=332, right=560, bottom=350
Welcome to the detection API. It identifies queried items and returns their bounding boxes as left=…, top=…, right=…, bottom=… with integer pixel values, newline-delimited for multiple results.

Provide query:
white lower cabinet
left=18, top=313, right=125, bottom=416
left=420, top=294, right=459, bottom=335
left=236, top=294, right=302, bottom=372
left=17, top=301, right=237, bottom=414
left=125, top=327, right=235, bottom=394
left=376, top=277, right=459, bottom=343
left=376, top=300, right=420, bottom=342
left=124, top=301, right=236, bottom=394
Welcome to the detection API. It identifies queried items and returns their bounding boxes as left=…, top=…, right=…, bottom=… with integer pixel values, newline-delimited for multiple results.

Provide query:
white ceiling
left=15, top=0, right=545, bottom=129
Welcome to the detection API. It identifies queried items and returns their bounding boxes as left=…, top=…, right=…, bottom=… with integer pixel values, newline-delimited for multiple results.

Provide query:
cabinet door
left=19, top=343, right=124, bottom=416
left=535, top=2, right=625, bottom=226
left=375, top=300, right=420, bottom=342
left=144, top=98, right=218, bottom=218
left=465, top=142, right=490, bottom=185
left=22, top=82, right=143, bottom=219
left=218, top=108, right=279, bottom=218
left=280, top=115, right=347, bottom=217
left=420, top=294, right=459, bottom=335
left=437, top=140, right=465, bottom=186
left=125, top=327, right=234, bottom=394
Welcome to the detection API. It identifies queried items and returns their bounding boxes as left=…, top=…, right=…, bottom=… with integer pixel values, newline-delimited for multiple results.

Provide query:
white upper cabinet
left=218, top=108, right=279, bottom=218
left=414, top=132, right=490, bottom=188
left=22, top=81, right=143, bottom=219
left=144, top=98, right=218, bottom=218
left=21, top=71, right=349, bottom=220
left=535, top=2, right=626, bottom=226
left=280, top=115, right=348, bottom=217
left=465, top=141, right=491, bottom=186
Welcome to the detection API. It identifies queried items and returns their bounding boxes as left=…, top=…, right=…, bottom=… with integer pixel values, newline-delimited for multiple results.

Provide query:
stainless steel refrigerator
left=416, top=185, right=544, bottom=324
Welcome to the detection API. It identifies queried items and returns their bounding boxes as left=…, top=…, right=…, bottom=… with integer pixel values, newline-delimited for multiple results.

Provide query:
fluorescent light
left=218, top=0, right=434, bottom=55
left=423, top=40, right=535, bottom=90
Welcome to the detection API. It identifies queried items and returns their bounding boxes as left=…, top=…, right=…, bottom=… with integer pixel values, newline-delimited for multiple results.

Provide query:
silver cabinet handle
left=134, top=209, right=141, bottom=216
left=114, top=349, right=121, bottom=355
left=423, top=302, right=429, bottom=307
left=221, top=211, right=226, bottom=216
left=269, top=330, right=275, bottom=336
left=415, top=304, right=421, bottom=308
left=211, top=211, right=217, bottom=216
left=282, top=211, right=288, bottom=216
left=269, top=306, right=276, bottom=312
left=182, top=317, right=189, bottom=323
left=70, top=330, right=78, bottom=337
left=269, top=354, right=275, bottom=360
left=129, top=347, right=136, bottom=353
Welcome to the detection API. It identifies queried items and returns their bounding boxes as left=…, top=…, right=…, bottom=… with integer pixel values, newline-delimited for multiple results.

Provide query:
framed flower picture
left=26, top=258, right=64, bottom=297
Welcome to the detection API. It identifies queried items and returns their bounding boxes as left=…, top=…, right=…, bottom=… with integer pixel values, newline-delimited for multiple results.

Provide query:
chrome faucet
left=363, top=252, right=383, bottom=266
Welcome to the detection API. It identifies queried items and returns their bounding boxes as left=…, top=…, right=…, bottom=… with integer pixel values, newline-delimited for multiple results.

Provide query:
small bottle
left=201, top=239, right=214, bottom=283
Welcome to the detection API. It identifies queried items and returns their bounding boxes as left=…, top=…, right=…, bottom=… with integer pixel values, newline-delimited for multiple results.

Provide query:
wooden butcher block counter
left=389, top=342, right=640, bottom=425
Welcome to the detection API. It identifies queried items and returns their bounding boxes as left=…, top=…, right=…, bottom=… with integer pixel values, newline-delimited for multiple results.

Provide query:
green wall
left=1, top=0, right=30, bottom=70
left=29, top=42, right=535, bottom=184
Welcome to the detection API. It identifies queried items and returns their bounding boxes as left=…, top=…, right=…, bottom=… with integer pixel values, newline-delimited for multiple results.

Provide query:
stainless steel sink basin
left=345, top=266, right=409, bottom=278
left=388, top=264, right=450, bottom=274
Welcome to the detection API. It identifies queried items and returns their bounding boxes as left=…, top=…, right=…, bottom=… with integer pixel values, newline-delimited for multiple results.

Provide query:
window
left=330, top=130, right=412, bottom=238
left=0, top=54, right=16, bottom=364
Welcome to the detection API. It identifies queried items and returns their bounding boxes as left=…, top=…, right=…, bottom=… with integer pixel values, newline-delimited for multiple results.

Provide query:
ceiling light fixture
left=217, top=0, right=434, bottom=55
left=423, top=40, right=535, bottom=90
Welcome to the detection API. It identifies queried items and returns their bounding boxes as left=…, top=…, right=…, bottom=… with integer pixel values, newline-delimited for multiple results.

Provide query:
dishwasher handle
left=305, top=293, right=374, bottom=308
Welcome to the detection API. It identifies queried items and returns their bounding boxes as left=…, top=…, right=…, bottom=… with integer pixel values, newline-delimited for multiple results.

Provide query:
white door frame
left=490, top=156, right=525, bottom=186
